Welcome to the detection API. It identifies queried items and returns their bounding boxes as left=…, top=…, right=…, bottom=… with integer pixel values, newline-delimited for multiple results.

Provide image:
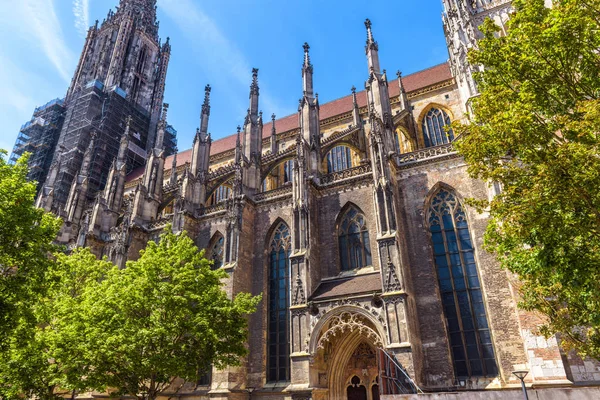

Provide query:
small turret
left=270, top=113, right=278, bottom=154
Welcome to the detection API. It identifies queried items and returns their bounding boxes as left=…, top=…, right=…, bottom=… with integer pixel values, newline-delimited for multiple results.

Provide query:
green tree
left=453, top=0, right=600, bottom=358
left=0, top=249, right=114, bottom=400
left=0, top=150, right=61, bottom=345
left=78, top=229, right=260, bottom=400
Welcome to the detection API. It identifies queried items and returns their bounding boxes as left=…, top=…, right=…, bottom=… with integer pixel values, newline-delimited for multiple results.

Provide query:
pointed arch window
left=428, top=189, right=498, bottom=378
left=267, top=222, right=291, bottom=382
left=338, top=206, right=372, bottom=271
left=326, top=145, right=354, bottom=173
left=209, top=184, right=232, bottom=205
left=422, top=108, right=454, bottom=148
left=263, top=160, right=294, bottom=192
left=209, top=233, right=224, bottom=270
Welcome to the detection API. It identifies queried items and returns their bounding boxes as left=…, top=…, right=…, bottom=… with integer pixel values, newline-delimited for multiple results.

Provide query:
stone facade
left=38, top=1, right=600, bottom=399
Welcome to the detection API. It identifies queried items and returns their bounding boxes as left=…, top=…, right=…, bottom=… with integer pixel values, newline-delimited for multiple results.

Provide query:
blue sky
left=0, top=0, right=447, bottom=154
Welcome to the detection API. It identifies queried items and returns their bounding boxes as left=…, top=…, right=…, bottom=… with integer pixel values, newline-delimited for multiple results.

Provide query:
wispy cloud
left=0, top=0, right=76, bottom=150
left=158, top=0, right=287, bottom=121
left=73, top=0, right=90, bottom=37
left=0, top=0, right=76, bottom=82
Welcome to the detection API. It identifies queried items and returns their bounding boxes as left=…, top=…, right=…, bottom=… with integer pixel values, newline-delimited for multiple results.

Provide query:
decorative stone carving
left=316, top=312, right=383, bottom=350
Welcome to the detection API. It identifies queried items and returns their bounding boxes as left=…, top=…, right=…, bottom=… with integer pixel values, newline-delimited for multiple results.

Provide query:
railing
left=146, top=215, right=172, bottom=231
left=254, top=184, right=293, bottom=202
left=319, top=163, right=372, bottom=186
left=201, top=202, right=227, bottom=215
left=377, top=348, right=422, bottom=395
left=396, top=143, right=456, bottom=167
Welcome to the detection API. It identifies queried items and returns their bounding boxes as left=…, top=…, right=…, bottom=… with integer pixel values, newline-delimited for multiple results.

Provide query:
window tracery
left=263, top=159, right=294, bottom=191
left=326, top=145, right=354, bottom=173
left=338, top=206, right=373, bottom=271
left=428, top=189, right=498, bottom=378
left=267, top=222, right=291, bottom=382
left=208, top=184, right=232, bottom=205
left=422, top=108, right=454, bottom=148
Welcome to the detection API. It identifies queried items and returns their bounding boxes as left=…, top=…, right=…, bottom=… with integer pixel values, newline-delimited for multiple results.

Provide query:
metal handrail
left=377, top=348, right=423, bottom=395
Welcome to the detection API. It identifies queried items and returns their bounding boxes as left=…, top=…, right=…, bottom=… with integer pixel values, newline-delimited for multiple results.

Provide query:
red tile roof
left=127, top=62, right=452, bottom=182
left=310, top=273, right=382, bottom=300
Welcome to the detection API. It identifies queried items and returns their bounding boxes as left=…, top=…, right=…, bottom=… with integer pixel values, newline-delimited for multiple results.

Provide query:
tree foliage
left=0, top=249, right=113, bottom=399
left=1, top=225, right=260, bottom=400
left=81, top=229, right=260, bottom=400
left=453, top=0, right=600, bottom=358
left=0, top=151, right=61, bottom=345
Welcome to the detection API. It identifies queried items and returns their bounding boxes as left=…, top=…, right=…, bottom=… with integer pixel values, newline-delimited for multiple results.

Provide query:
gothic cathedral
left=30, top=0, right=600, bottom=399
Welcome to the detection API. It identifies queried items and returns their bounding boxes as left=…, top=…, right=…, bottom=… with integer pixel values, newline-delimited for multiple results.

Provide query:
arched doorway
left=309, top=308, right=385, bottom=400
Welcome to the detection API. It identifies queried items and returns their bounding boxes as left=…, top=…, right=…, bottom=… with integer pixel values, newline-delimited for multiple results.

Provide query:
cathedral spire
left=235, top=125, right=242, bottom=165
left=155, top=103, right=168, bottom=150
left=302, top=42, right=314, bottom=97
left=249, top=68, right=259, bottom=116
left=396, top=71, right=409, bottom=112
left=270, top=113, right=278, bottom=154
left=118, top=116, right=131, bottom=167
left=351, top=86, right=361, bottom=126
left=169, top=152, right=178, bottom=186
left=364, top=18, right=381, bottom=74
left=200, top=84, right=211, bottom=140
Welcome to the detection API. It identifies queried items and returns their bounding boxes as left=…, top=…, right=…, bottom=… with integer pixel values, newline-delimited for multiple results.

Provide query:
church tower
left=36, top=0, right=173, bottom=239
left=443, top=0, right=513, bottom=112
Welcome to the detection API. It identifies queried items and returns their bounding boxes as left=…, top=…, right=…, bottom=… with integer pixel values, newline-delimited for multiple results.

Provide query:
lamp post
left=512, top=370, right=529, bottom=400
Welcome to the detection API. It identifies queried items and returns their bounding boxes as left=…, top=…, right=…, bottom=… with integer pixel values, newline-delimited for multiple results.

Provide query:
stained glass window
left=267, top=223, right=291, bottom=382
left=209, top=233, right=224, bottom=270
left=326, top=145, right=354, bottom=173
left=338, top=206, right=372, bottom=271
left=428, top=189, right=498, bottom=378
left=422, top=108, right=454, bottom=148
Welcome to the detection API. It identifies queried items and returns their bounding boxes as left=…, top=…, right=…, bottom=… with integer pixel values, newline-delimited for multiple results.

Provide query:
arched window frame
left=208, top=232, right=224, bottom=270
left=426, top=187, right=498, bottom=378
left=267, top=222, right=291, bottom=382
left=421, top=107, right=454, bottom=148
left=262, top=159, right=294, bottom=192
left=208, top=184, right=232, bottom=205
left=337, top=205, right=373, bottom=271
left=326, top=145, right=355, bottom=173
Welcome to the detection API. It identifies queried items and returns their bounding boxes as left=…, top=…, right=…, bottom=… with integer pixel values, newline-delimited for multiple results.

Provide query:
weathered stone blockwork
left=41, top=1, right=599, bottom=399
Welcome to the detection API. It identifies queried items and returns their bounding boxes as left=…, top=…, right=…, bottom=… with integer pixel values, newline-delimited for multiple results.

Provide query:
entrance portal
left=309, top=308, right=385, bottom=400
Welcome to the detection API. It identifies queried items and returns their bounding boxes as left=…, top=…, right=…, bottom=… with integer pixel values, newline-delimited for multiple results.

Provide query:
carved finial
left=303, top=42, right=311, bottom=67
left=250, top=68, right=259, bottom=97
left=271, top=113, right=276, bottom=122
left=396, top=70, right=402, bottom=79
left=365, top=18, right=373, bottom=41
left=351, top=86, right=356, bottom=94
left=202, top=84, right=211, bottom=116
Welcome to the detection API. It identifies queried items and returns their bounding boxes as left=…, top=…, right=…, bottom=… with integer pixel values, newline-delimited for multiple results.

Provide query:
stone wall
left=382, top=387, right=600, bottom=400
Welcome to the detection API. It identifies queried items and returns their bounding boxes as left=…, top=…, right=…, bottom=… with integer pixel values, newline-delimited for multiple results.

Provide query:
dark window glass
left=338, top=206, right=373, bottom=271
left=267, top=223, right=291, bottom=382
left=209, top=233, right=224, bottom=270
left=422, top=108, right=454, bottom=148
left=197, top=366, right=212, bottom=386
left=326, top=145, right=354, bottom=173
left=428, top=189, right=498, bottom=378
